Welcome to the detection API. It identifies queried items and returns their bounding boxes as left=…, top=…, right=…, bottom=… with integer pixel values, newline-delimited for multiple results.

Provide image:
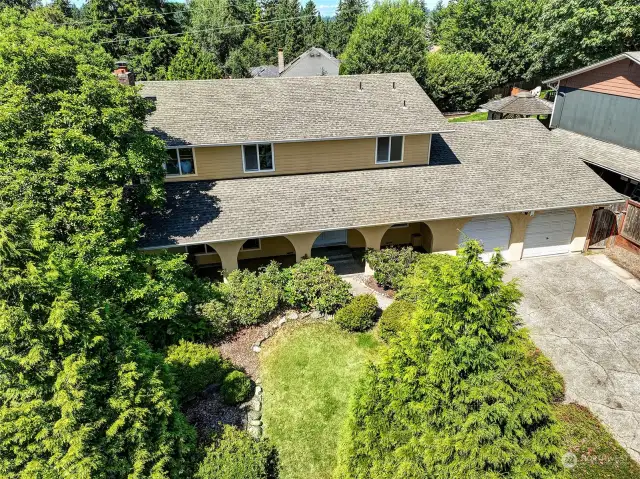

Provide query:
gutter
left=139, top=198, right=626, bottom=251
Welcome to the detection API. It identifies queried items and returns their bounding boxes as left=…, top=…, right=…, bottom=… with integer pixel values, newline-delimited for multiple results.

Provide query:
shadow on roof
left=428, top=134, right=461, bottom=166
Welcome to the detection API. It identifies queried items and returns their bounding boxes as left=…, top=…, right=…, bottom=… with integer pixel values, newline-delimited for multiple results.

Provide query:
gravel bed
left=183, top=384, right=247, bottom=441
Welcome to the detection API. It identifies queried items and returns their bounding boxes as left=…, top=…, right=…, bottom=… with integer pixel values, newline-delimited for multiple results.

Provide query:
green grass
left=448, top=111, right=488, bottom=122
left=554, top=403, right=640, bottom=478
left=260, top=322, right=380, bottom=479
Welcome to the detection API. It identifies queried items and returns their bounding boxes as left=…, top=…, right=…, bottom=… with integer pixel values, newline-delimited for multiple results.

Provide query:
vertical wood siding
left=165, top=134, right=432, bottom=182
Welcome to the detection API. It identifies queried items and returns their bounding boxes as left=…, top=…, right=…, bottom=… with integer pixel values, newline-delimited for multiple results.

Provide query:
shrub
left=221, top=370, right=253, bottom=405
left=196, top=297, right=233, bottom=341
left=378, top=300, right=416, bottom=341
left=282, top=258, right=352, bottom=314
left=334, top=294, right=378, bottom=332
left=397, top=253, right=459, bottom=303
left=219, top=262, right=283, bottom=326
left=522, top=338, right=565, bottom=402
left=364, top=246, right=420, bottom=290
left=195, top=425, right=278, bottom=479
left=335, top=241, right=566, bottom=478
left=165, top=340, right=231, bottom=401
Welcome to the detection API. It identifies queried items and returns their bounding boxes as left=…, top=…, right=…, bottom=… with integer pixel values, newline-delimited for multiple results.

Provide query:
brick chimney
left=278, top=49, right=285, bottom=75
left=114, top=60, right=135, bottom=86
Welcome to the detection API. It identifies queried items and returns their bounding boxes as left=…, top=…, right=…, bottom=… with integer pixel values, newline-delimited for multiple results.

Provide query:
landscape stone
left=286, top=311, right=299, bottom=320
left=250, top=419, right=262, bottom=427
left=252, top=345, right=261, bottom=353
left=248, top=426, right=262, bottom=438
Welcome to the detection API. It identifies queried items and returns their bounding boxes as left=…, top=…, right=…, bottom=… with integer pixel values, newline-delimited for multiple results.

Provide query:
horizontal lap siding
left=562, top=60, right=640, bottom=99
left=165, top=134, right=432, bottom=182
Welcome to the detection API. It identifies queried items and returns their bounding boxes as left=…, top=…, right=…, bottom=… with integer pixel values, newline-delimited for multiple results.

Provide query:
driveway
left=505, top=254, right=640, bottom=462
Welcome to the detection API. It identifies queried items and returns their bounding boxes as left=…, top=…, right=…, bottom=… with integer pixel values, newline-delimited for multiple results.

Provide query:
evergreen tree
left=167, top=34, right=223, bottom=80
left=340, top=0, right=428, bottom=85
left=0, top=9, right=207, bottom=476
left=225, top=36, right=270, bottom=77
left=335, top=242, right=567, bottom=478
left=272, top=0, right=304, bottom=60
left=330, top=0, right=367, bottom=54
left=301, top=0, right=321, bottom=49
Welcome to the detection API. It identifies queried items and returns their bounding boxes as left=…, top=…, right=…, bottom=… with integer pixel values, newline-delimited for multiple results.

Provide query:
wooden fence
left=620, top=200, right=640, bottom=247
left=587, top=200, right=640, bottom=252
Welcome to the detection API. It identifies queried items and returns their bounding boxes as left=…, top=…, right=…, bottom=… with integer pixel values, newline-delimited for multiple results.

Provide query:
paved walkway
left=341, top=273, right=393, bottom=310
left=505, top=254, right=640, bottom=462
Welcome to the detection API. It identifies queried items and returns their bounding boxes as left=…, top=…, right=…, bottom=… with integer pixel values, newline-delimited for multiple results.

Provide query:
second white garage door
left=459, top=215, right=511, bottom=261
left=522, top=209, right=576, bottom=258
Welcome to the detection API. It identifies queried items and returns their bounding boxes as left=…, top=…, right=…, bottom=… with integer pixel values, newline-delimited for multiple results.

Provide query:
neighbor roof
left=139, top=119, right=623, bottom=249
left=249, top=65, right=280, bottom=78
left=544, top=52, right=640, bottom=84
left=481, top=93, right=553, bottom=116
left=279, top=47, right=340, bottom=76
left=139, top=73, right=450, bottom=146
left=552, top=129, right=640, bottom=182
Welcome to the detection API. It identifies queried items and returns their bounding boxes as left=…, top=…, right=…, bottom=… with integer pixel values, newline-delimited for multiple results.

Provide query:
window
left=165, top=148, right=196, bottom=176
left=186, top=244, right=215, bottom=255
left=375, top=136, right=404, bottom=164
left=241, top=238, right=261, bottom=251
left=243, top=144, right=274, bottom=172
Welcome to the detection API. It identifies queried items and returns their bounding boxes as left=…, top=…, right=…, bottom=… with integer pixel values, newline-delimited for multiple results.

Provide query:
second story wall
left=165, top=134, right=432, bottom=182
left=550, top=59, right=640, bottom=150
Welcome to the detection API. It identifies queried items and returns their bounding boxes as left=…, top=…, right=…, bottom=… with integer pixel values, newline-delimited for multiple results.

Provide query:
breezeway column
left=505, top=213, right=534, bottom=261
left=284, top=232, right=321, bottom=262
left=209, top=240, right=245, bottom=280
left=571, top=206, right=596, bottom=253
left=356, top=225, right=391, bottom=275
left=426, top=218, right=469, bottom=254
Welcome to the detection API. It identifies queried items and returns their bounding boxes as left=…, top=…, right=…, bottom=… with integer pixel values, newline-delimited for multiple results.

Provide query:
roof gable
left=544, top=52, right=640, bottom=84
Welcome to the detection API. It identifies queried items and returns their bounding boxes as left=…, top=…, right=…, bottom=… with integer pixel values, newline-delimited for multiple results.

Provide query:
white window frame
left=165, top=147, right=197, bottom=177
left=241, top=238, right=261, bottom=251
left=375, top=136, right=404, bottom=164
left=242, top=143, right=276, bottom=173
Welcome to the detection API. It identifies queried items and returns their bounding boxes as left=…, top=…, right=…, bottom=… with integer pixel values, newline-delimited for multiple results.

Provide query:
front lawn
left=260, top=322, right=380, bottom=479
left=555, top=403, right=640, bottom=478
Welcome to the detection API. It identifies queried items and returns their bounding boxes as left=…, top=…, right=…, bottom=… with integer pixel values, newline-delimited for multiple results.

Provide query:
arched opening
left=312, top=228, right=366, bottom=274
left=238, top=236, right=297, bottom=270
left=380, top=222, right=433, bottom=253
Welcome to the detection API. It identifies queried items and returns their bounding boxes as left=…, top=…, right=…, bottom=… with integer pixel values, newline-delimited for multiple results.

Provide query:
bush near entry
left=364, top=246, right=420, bottom=290
left=195, top=425, right=278, bottom=479
left=335, top=241, right=567, bottom=478
left=335, top=294, right=379, bottom=332
left=165, top=340, right=232, bottom=401
left=378, top=300, right=415, bottom=341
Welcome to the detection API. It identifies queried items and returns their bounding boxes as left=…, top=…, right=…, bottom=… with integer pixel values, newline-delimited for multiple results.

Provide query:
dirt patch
left=183, top=384, right=247, bottom=441
left=606, top=246, right=640, bottom=279
left=364, top=276, right=396, bottom=299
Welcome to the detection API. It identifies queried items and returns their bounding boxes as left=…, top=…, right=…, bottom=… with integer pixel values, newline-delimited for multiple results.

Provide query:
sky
left=69, top=0, right=448, bottom=18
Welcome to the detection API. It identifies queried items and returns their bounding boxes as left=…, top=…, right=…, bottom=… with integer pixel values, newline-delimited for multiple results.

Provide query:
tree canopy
left=335, top=242, right=566, bottom=478
left=340, top=0, right=427, bottom=86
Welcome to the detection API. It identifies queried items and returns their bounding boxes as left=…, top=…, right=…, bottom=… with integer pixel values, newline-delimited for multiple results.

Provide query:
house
left=544, top=52, right=640, bottom=200
left=250, top=47, right=340, bottom=78
left=138, top=72, right=623, bottom=276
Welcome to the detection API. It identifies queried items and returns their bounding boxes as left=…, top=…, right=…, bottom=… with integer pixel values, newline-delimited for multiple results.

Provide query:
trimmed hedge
left=195, top=425, right=278, bottom=479
left=282, top=257, right=352, bottom=314
left=334, top=294, right=378, bottom=332
left=364, top=247, right=420, bottom=290
left=165, top=340, right=231, bottom=401
left=221, top=370, right=253, bottom=405
left=378, top=300, right=415, bottom=341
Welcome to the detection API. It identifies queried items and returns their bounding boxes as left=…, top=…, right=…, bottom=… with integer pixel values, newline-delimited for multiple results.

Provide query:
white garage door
left=459, top=215, right=511, bottom=261
left=523, top=209, right=576, bottom=258
left=313, top=230, right=348, bottom=247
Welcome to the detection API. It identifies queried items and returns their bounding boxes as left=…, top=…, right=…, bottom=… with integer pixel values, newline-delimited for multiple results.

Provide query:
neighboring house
left=250, top=47, right=340, bottom=78
left=544, top=52, right=640, bottom=200
left=138, top=72, right=622, bottom=275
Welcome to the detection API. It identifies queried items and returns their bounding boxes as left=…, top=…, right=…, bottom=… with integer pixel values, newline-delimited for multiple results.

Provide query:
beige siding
left=562, top=60, right=640, bottom=99
left=165, top=134, right=432, bottom=182
left=193, top=236, right=296, bottom=265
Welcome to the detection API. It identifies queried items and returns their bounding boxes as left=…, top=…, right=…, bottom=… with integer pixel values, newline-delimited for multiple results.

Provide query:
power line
left=97, top=14, right=316, bottom=45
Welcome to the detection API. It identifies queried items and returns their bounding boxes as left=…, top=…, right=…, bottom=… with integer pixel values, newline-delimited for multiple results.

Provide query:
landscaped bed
left=260, top=322, right=380, bottom=479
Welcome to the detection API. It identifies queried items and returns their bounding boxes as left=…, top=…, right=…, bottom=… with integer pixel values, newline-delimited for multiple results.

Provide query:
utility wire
left=97, top=14, right=315, bottom=45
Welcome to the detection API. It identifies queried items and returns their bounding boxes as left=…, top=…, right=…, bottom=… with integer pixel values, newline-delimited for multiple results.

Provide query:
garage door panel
left=523, top=210, right=576, bottom=258
left=459, top=216, right=511, bottom=260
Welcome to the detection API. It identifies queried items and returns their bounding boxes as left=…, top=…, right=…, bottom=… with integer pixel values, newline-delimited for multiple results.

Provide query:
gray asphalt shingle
left=481, top=95, right=554, bottom=115
left=139, top=73, right=450, bottom=146
left=552, top=129, right=640, bottom=181
left=140, top=119, right=623, bottom=249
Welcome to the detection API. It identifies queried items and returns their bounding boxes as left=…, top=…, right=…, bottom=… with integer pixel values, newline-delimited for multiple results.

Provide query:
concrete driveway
left=505, top=254, right=640, bottom=462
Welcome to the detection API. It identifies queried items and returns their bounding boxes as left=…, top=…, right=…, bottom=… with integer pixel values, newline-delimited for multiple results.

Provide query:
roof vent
left=358, top=81, right=363, bottom=91
left=402, top=99, right=407, bottom=109
left=392, top=81, right=396, bottom=90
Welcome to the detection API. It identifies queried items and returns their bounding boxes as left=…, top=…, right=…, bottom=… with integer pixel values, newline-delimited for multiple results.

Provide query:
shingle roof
left=139, top=119, right=623, bottom=249
left=544, top=52, right=640, bottom=84
left=481, top=94, right=553, bottom=115
left=279, top=47, right=340, bottom=76
left=139, top=73, right=450, bottom=146
left=552, top=129, right=640, bottom=181
left=249, top=65, right=280, bottom=78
